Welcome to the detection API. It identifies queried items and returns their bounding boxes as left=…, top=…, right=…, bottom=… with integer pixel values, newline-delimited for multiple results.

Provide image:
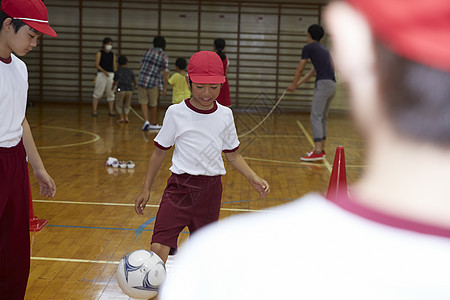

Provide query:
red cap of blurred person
left=346, top=0, right=450, bottom=71
left=1, top=0, right=57, bottom=37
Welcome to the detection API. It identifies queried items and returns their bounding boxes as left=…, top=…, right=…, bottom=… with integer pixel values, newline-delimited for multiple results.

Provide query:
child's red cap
left=1, top=0, right=57, bottom=37
left=346, top=0, right=450, bottom=71
left=188, top=51, right=225, bottom=84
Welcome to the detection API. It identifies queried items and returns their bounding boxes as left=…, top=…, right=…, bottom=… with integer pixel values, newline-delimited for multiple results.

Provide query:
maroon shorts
left=0, top=140, right=30, bottom=299
left=152, top=173, right=222, bottom=253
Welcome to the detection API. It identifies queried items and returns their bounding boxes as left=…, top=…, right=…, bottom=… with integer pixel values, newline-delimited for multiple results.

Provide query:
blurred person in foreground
left=159, top=0, right=450, bottom=299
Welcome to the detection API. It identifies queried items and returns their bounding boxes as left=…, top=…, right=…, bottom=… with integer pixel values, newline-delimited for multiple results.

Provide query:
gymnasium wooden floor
left=25, top=102, right=364, bottom=299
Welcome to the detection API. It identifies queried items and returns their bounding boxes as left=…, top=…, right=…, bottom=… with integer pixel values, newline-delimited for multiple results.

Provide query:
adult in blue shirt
left=288, top=24, right=336, bottom=162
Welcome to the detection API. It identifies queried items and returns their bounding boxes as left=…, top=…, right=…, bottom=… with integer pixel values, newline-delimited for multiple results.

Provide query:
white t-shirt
left=160, top=194, right=450, bottom=300
left=0, top=54, right=28, bottom=147
left=154, top=99, right=240, bottom=176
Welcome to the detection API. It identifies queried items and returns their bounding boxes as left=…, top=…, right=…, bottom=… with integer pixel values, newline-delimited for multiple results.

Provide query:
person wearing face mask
left=92, top=37, right=117, bottom=116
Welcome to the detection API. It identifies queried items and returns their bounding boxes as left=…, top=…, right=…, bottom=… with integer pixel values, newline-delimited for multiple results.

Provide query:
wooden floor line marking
left=239, top=134, right=302, bottom=138
left=31, top=256, right=120, bottom=264
left=323, top=156, right=332, bottom=173
left=33, top=199, right=269, bottom=212
left=243, top=156, right=327, bottom=167
left=36, top=125, right=101, bottom=149
left=295, top=120, right=315, bottom=146
left=33, top=199, right=135, bottom=206
left=244, top=157, right=364, bottom=168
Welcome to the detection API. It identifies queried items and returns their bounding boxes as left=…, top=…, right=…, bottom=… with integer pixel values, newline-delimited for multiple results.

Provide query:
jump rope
left=129, top=88, right=288, bottom=138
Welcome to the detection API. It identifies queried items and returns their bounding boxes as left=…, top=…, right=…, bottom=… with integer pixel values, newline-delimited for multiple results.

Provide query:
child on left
left=0, top=0, right=56, bottom=298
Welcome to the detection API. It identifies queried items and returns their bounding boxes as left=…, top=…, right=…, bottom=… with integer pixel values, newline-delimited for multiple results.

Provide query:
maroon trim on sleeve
left=185, top=98, right=218, bottom=114
left=154, top=141, right=172, bottom=150
left=223, top=145, right=239, bottom=153
left=0, top=56, right=12, bottom=64
left=329, top=195, right=450, bottom=238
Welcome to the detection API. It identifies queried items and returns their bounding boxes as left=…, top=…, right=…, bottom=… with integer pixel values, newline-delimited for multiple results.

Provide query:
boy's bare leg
left=92, top=97, right=99, bottom=115
left=314, top=141, right=323, bottom=153
left=151, top=242, right=171, bottom=263
left=141, top=103, right=149, bottom=122
left=108, top=101, right=115, bottom=115
left=149, top=106, right=158, bottom=125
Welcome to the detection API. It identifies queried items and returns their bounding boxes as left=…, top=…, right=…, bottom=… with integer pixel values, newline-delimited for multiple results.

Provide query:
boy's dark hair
left=118, top=55, right=128, bottom=66
left=0, top=10, right=34, bottom=34
left=376, top=42, right=450, bottom=146
left=307, top=24, right=325, bottom=41
left=153, top=36, right=166, bottom=50
left=214, top=38, right=226, bottom=61
left=175, top=57, right=187, bottom=70
left=102, top=37, right=112, bottom=45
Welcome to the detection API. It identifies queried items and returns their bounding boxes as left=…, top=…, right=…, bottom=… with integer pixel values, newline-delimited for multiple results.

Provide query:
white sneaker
left=106, top=157, right=119, bottom=167
left=148, top=124, right=162, bottom=130
left=127, top=160, right=135, bottom=169
left=142, top=121, right=150, bottom=131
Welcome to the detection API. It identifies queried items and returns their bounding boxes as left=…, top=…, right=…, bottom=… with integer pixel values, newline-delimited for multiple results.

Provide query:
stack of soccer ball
left=117, top=249, right=166, bottom=299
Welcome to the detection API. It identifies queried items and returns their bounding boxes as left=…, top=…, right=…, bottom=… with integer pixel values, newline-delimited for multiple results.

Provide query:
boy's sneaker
left=301, top=150, right=326, bottom=162
left=142, top=121, right=150, bottom=131
left=148, top=124, right=162, bottom=130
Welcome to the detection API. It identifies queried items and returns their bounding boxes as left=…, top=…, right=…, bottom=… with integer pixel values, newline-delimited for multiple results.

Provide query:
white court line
left=243, top=156, right=326, bottom=167
left=296, top=120, right=332, bottom=173
left=36, top=125, right=101, bottom=149
left=322, top=155, right=332, bottom=173
left=239, top=134, right=301, bottom=138
left=31, top=256, right=119, bottom=264
left=243, top=156, right=363, bottom=168
left=33, top=199, right=271, bottom=213
left=34, top=199, right=135, bottom=207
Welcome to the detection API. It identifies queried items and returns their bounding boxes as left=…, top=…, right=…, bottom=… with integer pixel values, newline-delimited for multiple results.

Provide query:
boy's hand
left=135, top=190, right=150, bottom=215
left=34, top=169, right=56, bottom=198
left=250, top=177, right=270, bottom=199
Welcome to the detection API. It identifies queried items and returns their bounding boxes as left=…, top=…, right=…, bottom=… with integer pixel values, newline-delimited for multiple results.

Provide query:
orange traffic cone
left=28, top=171, right=48, bottom=232
left=326, top=146, right=348, bottom=201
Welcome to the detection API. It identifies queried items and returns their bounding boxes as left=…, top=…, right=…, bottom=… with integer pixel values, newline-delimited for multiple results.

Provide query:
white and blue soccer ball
left=117, top=249, right=166, bottom=299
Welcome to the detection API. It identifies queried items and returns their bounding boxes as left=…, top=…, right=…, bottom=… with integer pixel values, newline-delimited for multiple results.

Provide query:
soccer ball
left=117, top=249, right=166, bottom=299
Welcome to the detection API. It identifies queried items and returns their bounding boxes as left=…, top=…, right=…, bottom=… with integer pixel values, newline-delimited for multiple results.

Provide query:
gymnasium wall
left=23, top=0, right=348, bottom=111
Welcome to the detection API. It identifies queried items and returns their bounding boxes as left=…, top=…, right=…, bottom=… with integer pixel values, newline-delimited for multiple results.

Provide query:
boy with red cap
left=160, top=0, right=450, bottom=299
left=134, top=51, right=270, bottom=264
left=0, top=0, right=56, bottom=298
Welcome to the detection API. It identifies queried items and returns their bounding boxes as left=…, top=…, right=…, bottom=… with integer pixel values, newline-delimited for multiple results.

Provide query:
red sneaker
left=301, top=150, right=326, bottom=161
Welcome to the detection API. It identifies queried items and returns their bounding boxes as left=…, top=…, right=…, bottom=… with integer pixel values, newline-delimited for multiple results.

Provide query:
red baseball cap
left=1, top=0, right=57, bottom=37
left=188, top=51, right=225, bottom=84
left=346, top=0, right=450, bottom=71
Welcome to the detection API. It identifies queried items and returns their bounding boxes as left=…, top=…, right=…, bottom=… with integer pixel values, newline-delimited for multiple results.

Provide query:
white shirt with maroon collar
left=161, top=193, right=450, bottom=300
left=0, top=54, right=28, bottom=148
left=154, top=99, right=240, bottom=176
